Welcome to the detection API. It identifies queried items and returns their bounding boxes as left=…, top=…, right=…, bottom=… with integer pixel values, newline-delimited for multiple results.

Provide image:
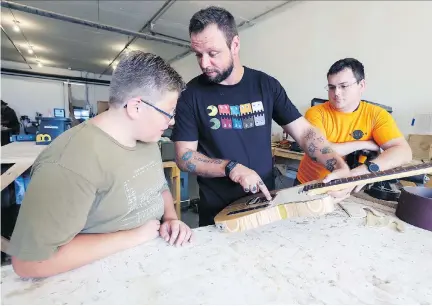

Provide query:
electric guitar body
left=214, top=162, right=432, bottom=233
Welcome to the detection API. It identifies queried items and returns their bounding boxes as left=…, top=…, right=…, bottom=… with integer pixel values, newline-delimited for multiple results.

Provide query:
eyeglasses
left=124, top=99, right=176, bottom=123
left=325, top=80, right=361, bottom=92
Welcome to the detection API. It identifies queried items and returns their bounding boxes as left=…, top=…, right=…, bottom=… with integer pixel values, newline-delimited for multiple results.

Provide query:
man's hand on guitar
left=322, top=165, right=366, bottom=203
left=229, top=164, right=272, bottom=201
left=321, top=163, right=356, bottom=203
left=322, top=162, right=351, bottom=184
left=326, top=184, right=365, bottom=203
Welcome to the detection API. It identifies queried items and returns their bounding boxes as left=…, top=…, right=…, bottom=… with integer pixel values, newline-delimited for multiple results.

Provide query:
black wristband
left=225, top=161, right=238, bottom=177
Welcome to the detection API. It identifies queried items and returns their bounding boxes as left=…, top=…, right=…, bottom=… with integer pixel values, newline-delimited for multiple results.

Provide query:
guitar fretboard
left=302, top=162, right=432, bottom=192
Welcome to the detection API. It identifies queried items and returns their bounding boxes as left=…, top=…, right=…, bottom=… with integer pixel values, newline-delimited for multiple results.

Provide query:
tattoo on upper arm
left=320, top=146, right=333, bottom=154
left=317, top=136, right=324, bottom=143
left=325, top=158, right=337, bottom=172
left=307, top=143, right=317, bottom=156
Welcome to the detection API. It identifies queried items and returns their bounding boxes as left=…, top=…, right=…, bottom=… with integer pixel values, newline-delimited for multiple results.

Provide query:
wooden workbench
left=0, top=141, right=182, bottom=218
left=272, top=147, right=304, bottom=161
left=1, top=142, right=45, bottom=191
left=1, top=196, right=431, bottom=304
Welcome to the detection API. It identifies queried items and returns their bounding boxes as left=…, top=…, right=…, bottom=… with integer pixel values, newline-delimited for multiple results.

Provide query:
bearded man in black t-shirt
left=171, top=6, right=350, bottom=227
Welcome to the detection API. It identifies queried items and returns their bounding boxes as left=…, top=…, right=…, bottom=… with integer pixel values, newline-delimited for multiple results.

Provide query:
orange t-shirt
left=297, top=101, right=403, bottom=183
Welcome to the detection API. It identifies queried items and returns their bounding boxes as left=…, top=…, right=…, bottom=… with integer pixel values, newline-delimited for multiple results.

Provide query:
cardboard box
left=408, top=134, right=432, bottom=160
left=97, top=101, right=109, bottom=114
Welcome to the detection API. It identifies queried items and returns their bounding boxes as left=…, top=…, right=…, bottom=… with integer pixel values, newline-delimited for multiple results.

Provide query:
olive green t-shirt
left=8, top=121, right=168, bottom=261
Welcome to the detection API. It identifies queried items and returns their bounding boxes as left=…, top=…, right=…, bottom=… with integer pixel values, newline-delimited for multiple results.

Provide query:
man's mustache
left=203, top=68, right=218, bottom=73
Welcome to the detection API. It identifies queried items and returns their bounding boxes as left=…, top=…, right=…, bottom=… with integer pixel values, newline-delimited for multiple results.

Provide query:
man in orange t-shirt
left=296, top=58, right=412, bottom=201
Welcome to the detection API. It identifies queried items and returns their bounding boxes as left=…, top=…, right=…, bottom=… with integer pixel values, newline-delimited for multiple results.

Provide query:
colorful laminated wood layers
left=214, top=193, right=335, bottom=233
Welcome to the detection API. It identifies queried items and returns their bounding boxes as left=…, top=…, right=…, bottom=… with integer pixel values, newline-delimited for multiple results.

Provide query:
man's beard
left=203, top=60, right=234, bottom=84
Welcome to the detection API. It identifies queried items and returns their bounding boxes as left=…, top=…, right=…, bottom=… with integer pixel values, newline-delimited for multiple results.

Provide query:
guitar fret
left=303, top=162, right=432, bottom=191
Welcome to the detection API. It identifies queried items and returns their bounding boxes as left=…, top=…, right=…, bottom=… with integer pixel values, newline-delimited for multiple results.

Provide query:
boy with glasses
left=7, top=51, right=193, bottom=278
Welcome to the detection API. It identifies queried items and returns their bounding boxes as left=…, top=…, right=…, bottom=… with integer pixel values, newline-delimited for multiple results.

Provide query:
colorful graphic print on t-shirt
left=207, top=101, right=266, bottom=130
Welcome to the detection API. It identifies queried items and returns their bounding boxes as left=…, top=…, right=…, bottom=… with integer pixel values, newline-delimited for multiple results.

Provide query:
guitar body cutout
left=214, top=162, right=432, bottom=233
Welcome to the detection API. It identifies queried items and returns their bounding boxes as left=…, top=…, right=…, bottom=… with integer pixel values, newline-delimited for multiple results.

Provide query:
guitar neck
left=303, top=162, right=432, bottom=195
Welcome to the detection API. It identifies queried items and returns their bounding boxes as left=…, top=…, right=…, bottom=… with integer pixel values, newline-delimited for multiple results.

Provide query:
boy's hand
left=134, top=219, right=161, bottom=242
left=160, top=219, right=193, bottom=247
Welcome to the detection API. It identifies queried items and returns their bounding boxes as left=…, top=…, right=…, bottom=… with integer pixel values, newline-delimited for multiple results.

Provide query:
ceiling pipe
left=149, top=30, right=189, bottom=44
left=0, top=0, right=190, bottom=50
left=98, top=0, right=184, bottom=77
left=168, top=0, right=298, bottom=64
left=168, top=49, right=192, bottom=65
left=1, top=25, right=32, bottom=69
left=1, top=68, right=110, bottom=86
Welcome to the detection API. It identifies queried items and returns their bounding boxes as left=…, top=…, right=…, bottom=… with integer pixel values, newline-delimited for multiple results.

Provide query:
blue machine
left=10, top=134, right=36, bottom=142
left=36, top=117, right=72, bottom=145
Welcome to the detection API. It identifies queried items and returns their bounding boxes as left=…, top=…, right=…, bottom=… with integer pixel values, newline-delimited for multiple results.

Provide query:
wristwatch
left=365, top=160, right=380, bottom=173
left=225, top=160, right=238, bottom=177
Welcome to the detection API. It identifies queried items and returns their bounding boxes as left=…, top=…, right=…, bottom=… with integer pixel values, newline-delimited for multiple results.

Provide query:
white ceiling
left=1, top=0, right=290, bottom=76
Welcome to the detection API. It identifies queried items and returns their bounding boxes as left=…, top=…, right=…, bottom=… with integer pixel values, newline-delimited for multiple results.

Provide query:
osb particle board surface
left=352, top=192, right=398, bottom=213
left=2, top=198, right=431, bottom=305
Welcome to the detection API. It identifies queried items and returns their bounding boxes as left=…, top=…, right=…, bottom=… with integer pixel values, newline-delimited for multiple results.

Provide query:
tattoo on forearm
left=178, top=150, right=224, bottom=177
left=181, top=151, right=193, bottom=161
left=325, top=158, right=337, bottom=172
left=303, top=129, right=338, bottom=169
left=307, top=143, right=317, bottom=156
left=320, top=146, right=333, bottom=154
left=194, top=156, right=223, bottom=164
left=180, top=150, right=223, bottom=164
left=186, top=162, right=196, bottom=172
left=305, top=129, right=317, bottom=141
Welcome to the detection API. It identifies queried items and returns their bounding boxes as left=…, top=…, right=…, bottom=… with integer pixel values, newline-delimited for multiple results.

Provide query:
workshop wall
left=1, top=61, right=110, bottom=121
left=172, top=0, right=432, bottom=138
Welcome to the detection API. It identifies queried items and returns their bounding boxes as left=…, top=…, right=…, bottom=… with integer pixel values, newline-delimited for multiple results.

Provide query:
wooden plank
left=1, top=141, right=46, bottom=164
left=162, top=161, right=182, bottom=220
left=162, top=161, right=177, bottom=168
left=1, top=162, right=33, bottom=191
left=272, top=147, right=304, bottom=160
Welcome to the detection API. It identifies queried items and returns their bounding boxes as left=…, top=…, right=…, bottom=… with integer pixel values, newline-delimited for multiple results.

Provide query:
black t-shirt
left=171, top=66, right=301, bottom=216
